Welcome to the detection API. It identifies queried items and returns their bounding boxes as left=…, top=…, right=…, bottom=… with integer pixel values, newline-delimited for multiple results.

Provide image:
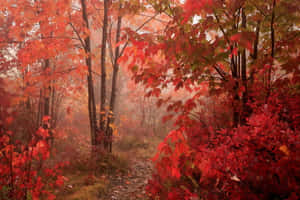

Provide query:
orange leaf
left=279, top=145, right=290, bottom=156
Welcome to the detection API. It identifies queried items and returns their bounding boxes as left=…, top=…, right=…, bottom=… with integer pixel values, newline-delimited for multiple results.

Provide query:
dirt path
left=104, top=158, right=153, bottom=200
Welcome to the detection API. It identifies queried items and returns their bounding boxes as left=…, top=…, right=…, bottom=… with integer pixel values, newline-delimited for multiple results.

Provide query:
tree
left=76, top=0, right=165, bottom=154
left=0, top=1, right=81, bottom=198
left=105, top=1, right=123, bottom=152
left=123, top=0, right=300, bottom=199
left=78, top=0, right=98, bottom=154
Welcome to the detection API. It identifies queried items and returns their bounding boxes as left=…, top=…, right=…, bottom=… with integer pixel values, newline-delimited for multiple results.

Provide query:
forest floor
left=104, top=157, right=153, bottom=200
left=103, top=135, right=160, bottom=200
left=56, top=135, right=161, bottom=200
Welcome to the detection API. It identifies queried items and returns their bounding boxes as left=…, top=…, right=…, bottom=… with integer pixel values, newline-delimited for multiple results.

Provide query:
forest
left=0, top=0, right=299, bottom=199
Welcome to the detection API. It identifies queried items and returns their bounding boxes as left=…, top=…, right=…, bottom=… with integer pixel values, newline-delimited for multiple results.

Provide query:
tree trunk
left=43, top=60, right=50, bottom=119
left=106, top=3, right=122, bottom=153
left=100, top=0, right=109, bottom=150
left=266, top=0, right=276, bottom=101
left=241, top=8, right=248, bottom=125
left=80, top=0, right=97, bottom=152
left=232, top=46, right=239, bottom=127
left=43, top=59, right=53, bottom=146
left=37, top=89, right=43, bottom=128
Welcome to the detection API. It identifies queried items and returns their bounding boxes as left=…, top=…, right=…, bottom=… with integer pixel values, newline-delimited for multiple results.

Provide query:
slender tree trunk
left=37, top=89, right=43, bottom=128
left=43, top=60, right=50, bottom=119
left=106, top=3, right=122, bottom=152
left=43, top=59, right=54, bottom=147
left=49, top=79, right=55, bottom=146
left=80, top=0, right=97, bottom=150
left=50, top=81, right=55, bottom=122
left=214, top=12, right=239, bottom=127
left=50, top=64, right=57, bottom=130
left=100, top=0, right=109, bottom=150
left=232, top=72, right=239, bottom=127
left=241, top=8, right=248, bottom=125
left=232, top=45, right=239, bottom=127
left=246, top=20, right=261, bottom=119
left=251, top=21, right=260, bottom=61
left=267, top=0, right=276, bottom=101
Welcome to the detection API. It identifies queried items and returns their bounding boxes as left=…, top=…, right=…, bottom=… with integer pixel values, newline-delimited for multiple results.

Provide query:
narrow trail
left=104, top=158, right=153, bottom=200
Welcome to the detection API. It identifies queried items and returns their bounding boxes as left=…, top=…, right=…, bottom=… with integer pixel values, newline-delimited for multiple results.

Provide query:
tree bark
left=241, top=8, right=248, bottom=125
left=43, top=59, right=50, bottom=119
left=266, top=0, right=276, bottom=101
left=106, top=3, right=122, bottom=152
left=100, top=0, right=109, bottom=150
left=43, top=59, right=54, bottom=146
left=80, top=0, right=97, bottom=150
left=251, top=21, right=260, bottom=61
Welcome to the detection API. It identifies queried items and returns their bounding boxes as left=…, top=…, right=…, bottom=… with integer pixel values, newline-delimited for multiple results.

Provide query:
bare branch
left=137, top=13, right=169, bottom=23
left=0, top=36, right=81, bottom=44
left=68, top=22, right=86, bottom=50
left=119, top=13, right=159, bottom=57
left=108, top=22, right=115, bottom=65
left=249, top=0, right=267, bottom=17
left=213, top=64, right=227, bottom=81
left=213, top=12, right=237, bottom=75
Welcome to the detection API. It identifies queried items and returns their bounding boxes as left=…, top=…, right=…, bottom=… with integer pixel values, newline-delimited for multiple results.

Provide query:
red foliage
left=121, top=0, right=300, bottom=199
left=147, top=98, right=300, bottom=199
left=0, top=81, right=64, bottom=200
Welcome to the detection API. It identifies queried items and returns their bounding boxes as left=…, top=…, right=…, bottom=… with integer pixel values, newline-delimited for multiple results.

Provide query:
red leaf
left=5, top=116, right=13, bottom=125
left=42, top=115, right=51, bottom=122
left=55, top=175, right=64, bottom=187
left=171, top=167, right=181, bottom=178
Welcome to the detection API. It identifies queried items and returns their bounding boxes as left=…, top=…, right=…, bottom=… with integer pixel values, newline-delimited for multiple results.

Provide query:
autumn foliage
left=147, top=95, right=300, bottom=200
left=0, top=0, right=299, bottom=199
left=123, top=0, right=300, bottom=199
left=0, top=82, right=65, bottom=200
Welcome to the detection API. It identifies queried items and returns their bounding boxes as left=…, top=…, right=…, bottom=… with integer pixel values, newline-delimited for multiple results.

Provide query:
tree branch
left=68, top=22, right=86, bottom=50
left=119, top=13, right=159, bottom=57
